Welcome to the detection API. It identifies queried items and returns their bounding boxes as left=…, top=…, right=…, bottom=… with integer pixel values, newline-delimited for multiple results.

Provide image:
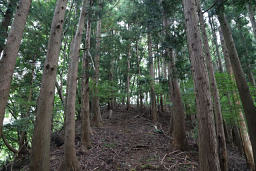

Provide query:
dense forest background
left=0, top=0, right=256, bottom=170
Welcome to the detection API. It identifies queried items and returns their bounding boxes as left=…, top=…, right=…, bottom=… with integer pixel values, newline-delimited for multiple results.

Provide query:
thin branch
left=88, top=50, right=96, bottom=70
left=1, top=133, right=18, bottom=154
left=55, top=81, right=64, bottom=106
left=202, top=1, right=217, bottom=14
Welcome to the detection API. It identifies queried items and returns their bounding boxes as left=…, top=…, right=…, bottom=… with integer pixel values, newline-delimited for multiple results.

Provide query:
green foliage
left=180, top=78, right=196, bottom=116
left=215, top=73, right=241, bottom=124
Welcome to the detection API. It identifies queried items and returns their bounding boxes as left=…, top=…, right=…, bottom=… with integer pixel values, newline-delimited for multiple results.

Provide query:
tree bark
left=148, top=33, right=157, bottom=123
left=55, top=81, right=64, bottom=106
left=0, top=0, right=31, bottom=137
left=236, top=23, right=256, bottom=87
left=127, top=42, right=131, bottom=111
left=208, top=16, right=223, bottom=73
left=217, top=2, right=256, bottom=168
left=168, top=50, right=187, bottom=150
left=18, top=63, right=35, bottom=157
left=81, top=9, right=92, bottom=152
left=162, top=11, right=186, bottom=150
left=219, top=24, right=255, bottom=170
left=59, top=0, right=89, bottom=170
left=1, top=133, right=18, bottom=154
left=0, top=0, right=18, bottom=54
left=247, top=2, right=256, bottom=39
left=136, top=41, right=143, bottom=110
left=92, top=14, right=103, bottom=127
left=218, top=27, right=232, bottom=75
left=196, top=1, right=227, bottom=170
left=29, top=0, right=68, bottom=170
left=183, top=0, right=220, bottom=170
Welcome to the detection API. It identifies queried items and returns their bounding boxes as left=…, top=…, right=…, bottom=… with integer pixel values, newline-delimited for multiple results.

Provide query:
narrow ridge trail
left=19, top=106, right=247, bottom=171
left=50, top=107, right=199, bottom=171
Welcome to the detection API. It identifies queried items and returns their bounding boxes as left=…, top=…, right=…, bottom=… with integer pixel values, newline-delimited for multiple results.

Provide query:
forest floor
left=16, top=106, right=249, bottom=170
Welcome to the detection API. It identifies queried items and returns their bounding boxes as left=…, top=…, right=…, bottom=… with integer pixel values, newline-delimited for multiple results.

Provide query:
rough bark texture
left=136, top=41, right=142, bottom=110
left=81, top=13, right=92, bottom=152
left=219, top=24, right=255, bottom=170
left=238, top=110, right=255, bottom=170
left=168, top=50, right=187, bottom=150
left=0, top=0, right=18, bottom=54
left=183, top=0, right=220, bottom=170
left=92, top=16, right=103, bottom=127
left=59, top=1, right=89, bottom=170
left=55, top=81, right=64, bottom=106
left=247, top=2, right=256, bottom=39
left=217, top=2, right=256, bottom=168
left=29, top=0, right=68, bottom=170
left=208, top=16, right=223, bottom=73
left=237, top=23, right=256, bottom=87
left=148, top=33, right=157, bottom=123
left=196, top=1, right=227, bottom=170
left=127, top=42, right=131, bottom=111
left=136, top=42, right=143, bottom=110
left=218, top=27, right=232, bottom=75
left=163, top=12, right=186, bottom=150
left=0, top=0, right=31, bottom=137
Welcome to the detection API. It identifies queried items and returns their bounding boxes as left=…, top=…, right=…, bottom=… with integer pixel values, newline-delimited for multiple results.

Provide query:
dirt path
left=19, top=107, right=248, bottom=171
left=48, top=107, right=199, bottom=171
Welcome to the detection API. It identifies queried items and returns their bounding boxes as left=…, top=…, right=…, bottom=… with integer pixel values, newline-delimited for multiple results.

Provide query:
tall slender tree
left=219, top=25, right=255, bottom=170
left=0, top=0, right=31, bottom=137
left=30, top=0, right=68, bottom=169
left=59, top=0, right=89, bottom=169
left=148, top=33, right=157, bottom=123
left=196, top=1, right=227, bottom=170
left=92, top=3, right=103, bottom=127
left=0, top=0, right=18, bottom=54
left=208, top=16, right=223, bottom=73
left=216, top=0, right=256, bottom=168
left=126, top=40, right=131, bottom=111
left=183, top=0, right=220, bottom=170
left=247, top=1, right=256, bottom=39
left=162, top=8, right=187, bottom=150
left=168, top=50, right=187, bottom=150
left=81, top=3, right=92, bottom=152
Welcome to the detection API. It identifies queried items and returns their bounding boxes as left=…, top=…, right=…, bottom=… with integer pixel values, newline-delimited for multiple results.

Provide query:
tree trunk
left=163, top=58, right=167, bottom=112
left=197, top=1, right=227, bottom=170
left=236, top=23, right=256, bottom=87
left=59, top=0, right=88, bottom=170
left=136, top=41, right=140, bottom=109
left=92, top=15, right=103, bottom=127
left=136, top=41, right=144, bottom=111
left=208, top=16, right=223, bottom=73
left=0, top=0, right=18, bottom=54
left=0, top=0, right=31, bottom=138
left=162, top=11, right=186, bottom=150
left=218, top=27, right=232, bottom=75
left=168, top=50, right=187, bottom=150
left=55, top=81, right=64, bottom=106
left=238, top=110, right=255, bottom=169
left=232, top=125, right=244, bottom=154
left=217, top=2, right=256, bottom=168
left=81, top=10, right=92, bottom=152
left=29, top=0, right=68, bottom=170
left=219, top=23, right=255, bottom=170
left=148, top=33, right=157, bottom=123
left=183, top=0, right=220, bottom=170
left=127, top=42, right=131, bottom=111
left=18, top=63, right=35, bottom=157
left=247, top=2, right=256, bottom=39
